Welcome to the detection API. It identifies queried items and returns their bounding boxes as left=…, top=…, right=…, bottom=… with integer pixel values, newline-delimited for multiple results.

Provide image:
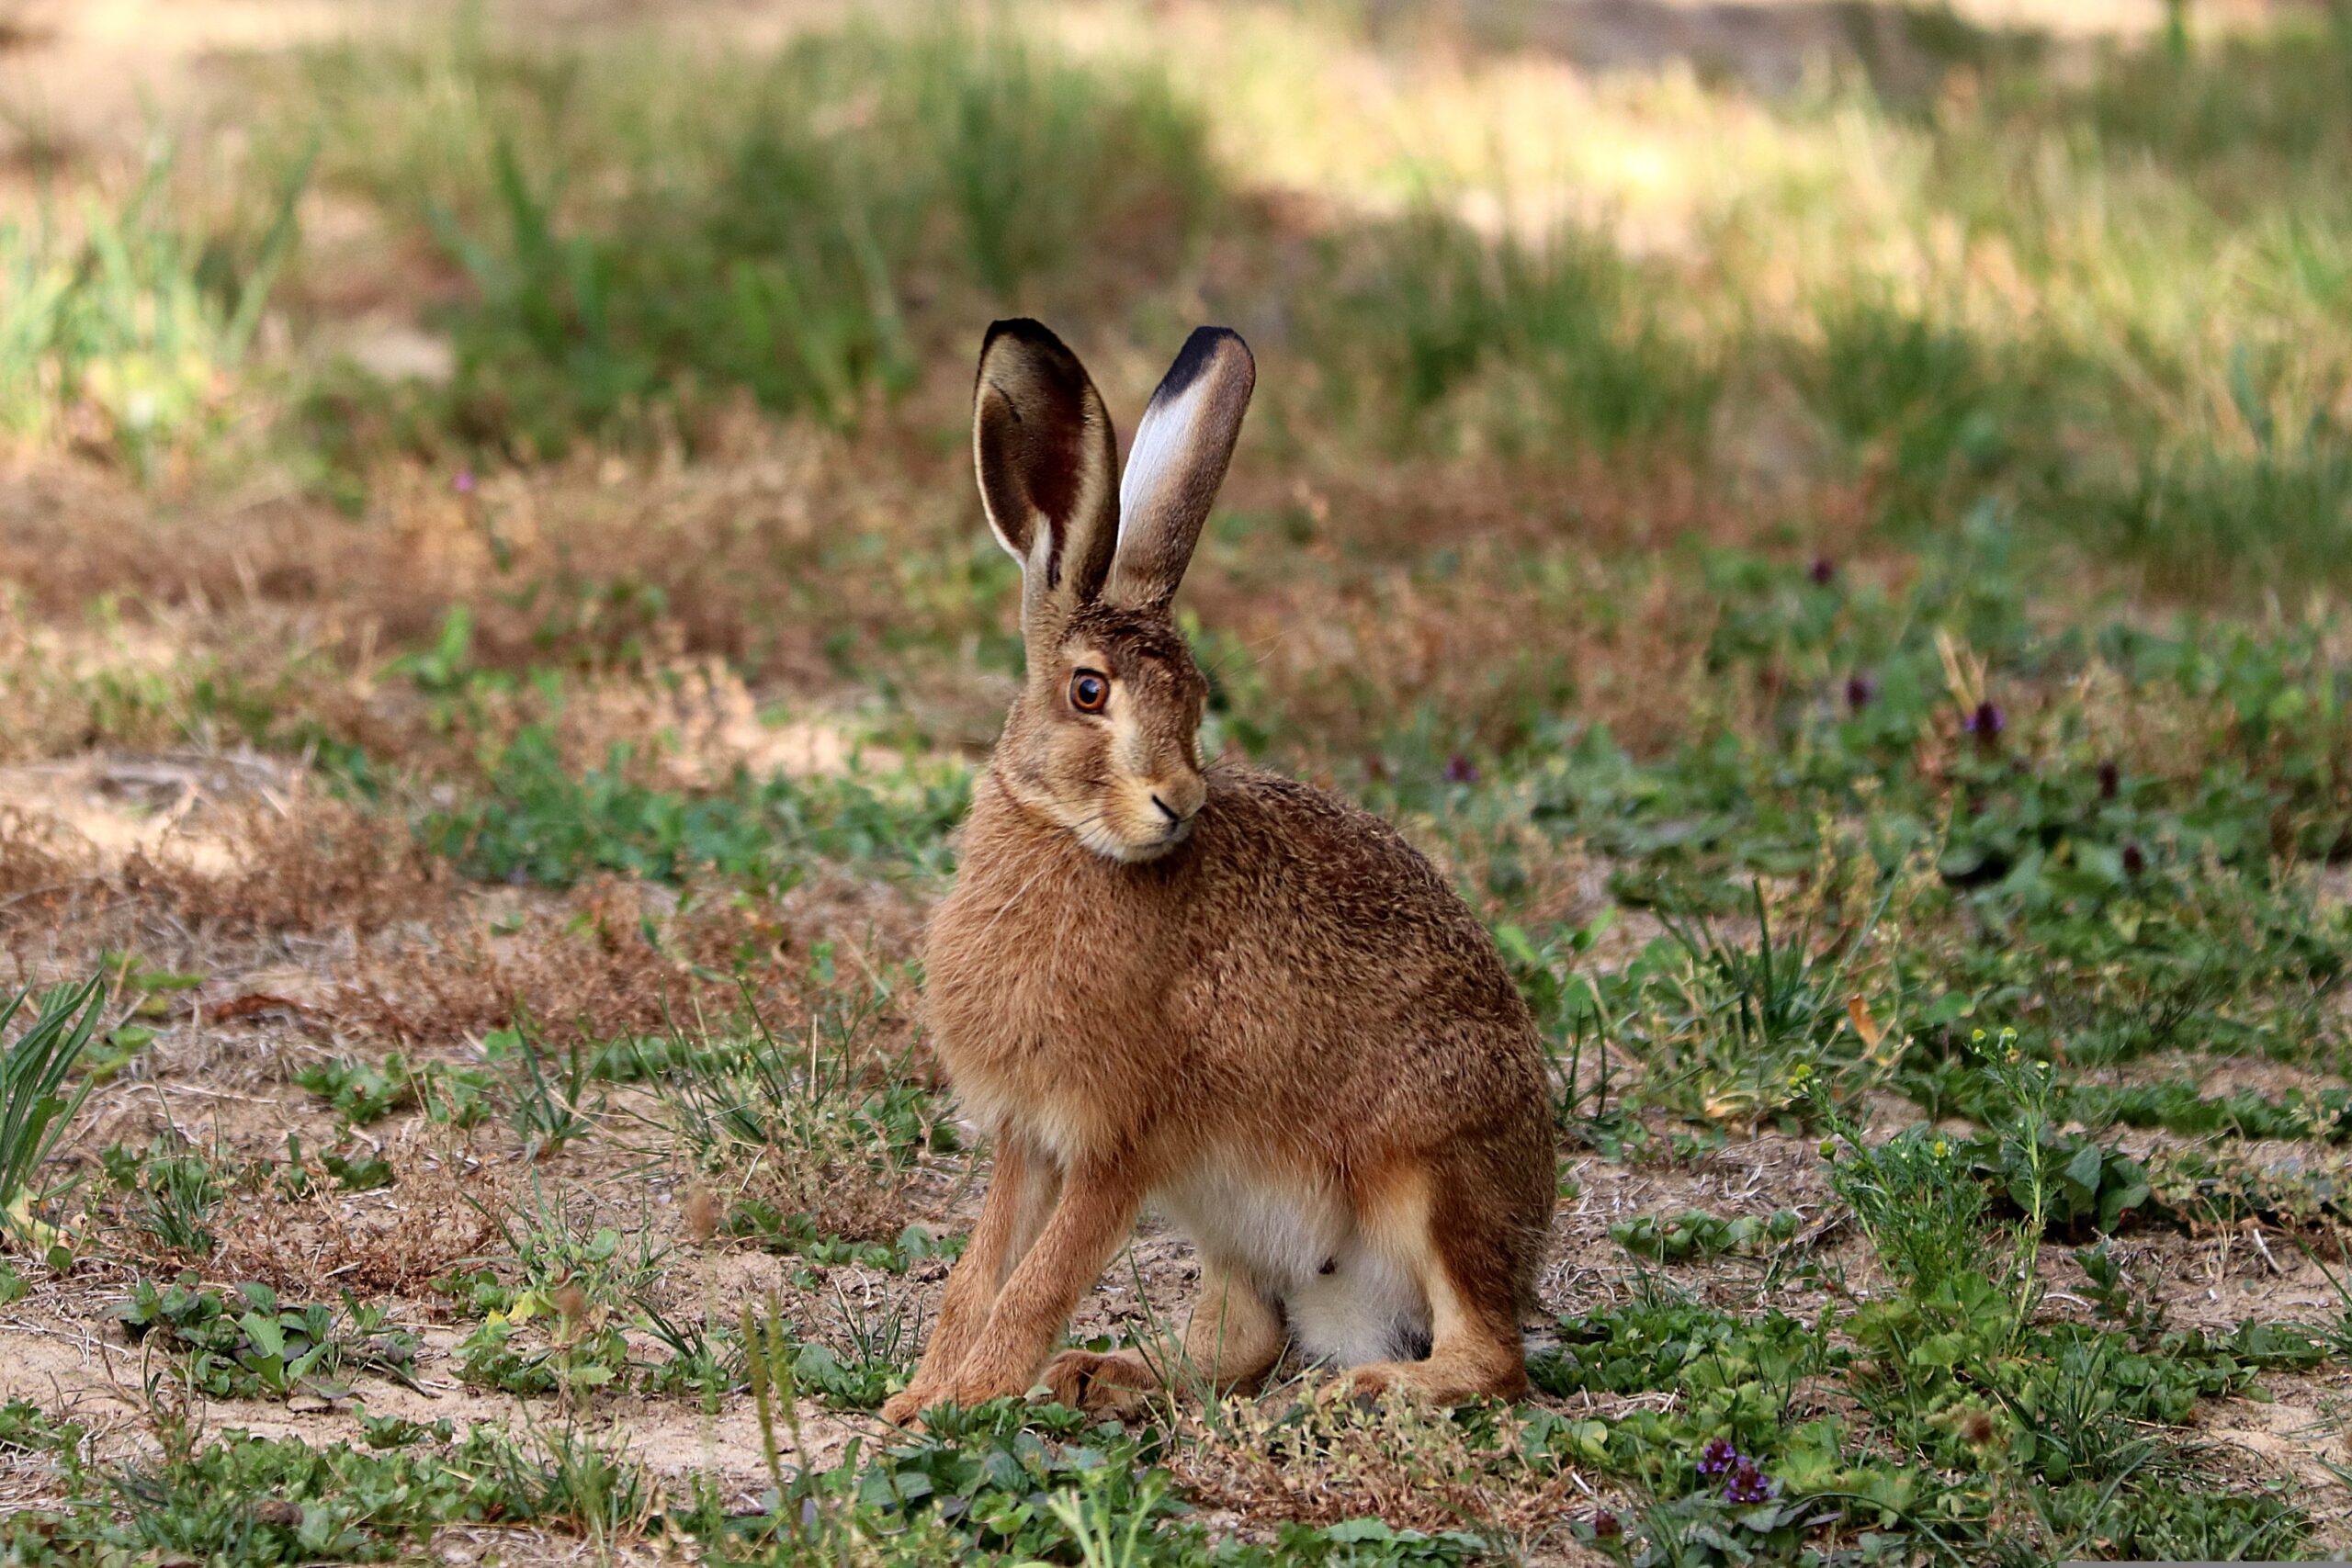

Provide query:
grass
left=1307, top=210, right=1719, bottom=458
left=3, top=1, right=2352, bottom=1563
left=0, top=976, right=105, bottom=1247
left=287, top=10, right=1216, bottom=464
left=421, top=723, right=967, bottom=891
left=0, top=142, right=308, bottom=479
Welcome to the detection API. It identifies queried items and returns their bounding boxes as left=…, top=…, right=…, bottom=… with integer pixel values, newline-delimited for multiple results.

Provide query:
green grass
left=0, top=144, right=306, bottom=478
left=420, top=725, right=967, bottom=891
left=0, top=976, right=106, bottom=1247
left=289, top=12, right=1216, bottom=463
left=1308, top=210, right=1720, bottom=457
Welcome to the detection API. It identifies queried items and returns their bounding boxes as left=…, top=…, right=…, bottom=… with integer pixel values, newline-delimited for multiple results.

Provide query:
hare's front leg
left=882, top=1134, right=1061, bottom=1426
left=939, top=1160, right=1145, bottom=1409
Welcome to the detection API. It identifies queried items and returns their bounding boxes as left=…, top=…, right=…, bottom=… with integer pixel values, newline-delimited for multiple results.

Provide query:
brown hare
left=878, top=320, right=1555, bottom=1425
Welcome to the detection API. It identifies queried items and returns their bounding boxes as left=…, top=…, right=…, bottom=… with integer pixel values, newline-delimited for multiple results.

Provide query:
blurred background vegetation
left=6, top=0, right=2352, bottom=1160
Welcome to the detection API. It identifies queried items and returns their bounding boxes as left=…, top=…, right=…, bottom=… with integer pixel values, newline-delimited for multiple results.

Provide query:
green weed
left=0, top=975, right=105, bottom=1248
left=423, top=726, right=967, bottom=891
left=114, top=1275, right=422, bottom=1402
left=1611, top=1209, right=1803, bottom=1263
left=46, top=1427, right=553, bottom=1563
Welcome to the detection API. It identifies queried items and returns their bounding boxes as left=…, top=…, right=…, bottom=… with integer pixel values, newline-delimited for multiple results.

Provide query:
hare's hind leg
left=1180, top=1262, right=1289, bottom=1389
left=1044, top=1259, right=1285, bottom=1414
left=1345, top=1162, right=1529, bottom=1404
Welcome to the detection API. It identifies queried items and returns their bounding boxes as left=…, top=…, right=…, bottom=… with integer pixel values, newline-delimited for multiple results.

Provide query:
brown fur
left=881, top=323, right=1553, bottom=1424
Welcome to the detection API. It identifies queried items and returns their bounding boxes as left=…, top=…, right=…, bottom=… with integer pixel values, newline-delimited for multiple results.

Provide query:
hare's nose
left=1149, top=773, right=1206, bottom=824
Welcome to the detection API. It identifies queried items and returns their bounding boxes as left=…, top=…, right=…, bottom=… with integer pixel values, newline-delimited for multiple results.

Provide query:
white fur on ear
left=1116, top=371, right=1212, bottom=550
left=1108, top=327, right=1255, bottom=611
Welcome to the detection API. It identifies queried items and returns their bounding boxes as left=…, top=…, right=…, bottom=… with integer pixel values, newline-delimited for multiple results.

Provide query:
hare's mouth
left=1074, top=811, right=1193, bottom=863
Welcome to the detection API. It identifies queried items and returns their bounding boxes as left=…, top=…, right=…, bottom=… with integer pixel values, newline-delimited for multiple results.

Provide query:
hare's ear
left=974, top=319, right=1120, bottom=628
left=1105, top=327, right=1254, bottom=612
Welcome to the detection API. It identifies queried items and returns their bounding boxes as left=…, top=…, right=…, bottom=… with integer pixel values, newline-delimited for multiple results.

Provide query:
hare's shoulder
left=1204, top=765, right=1444, bottom=883
left=1197, top=765, right=1487, bottom=945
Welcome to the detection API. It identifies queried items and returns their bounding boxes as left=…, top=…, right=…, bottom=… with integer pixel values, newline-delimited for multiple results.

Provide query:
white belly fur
left=1149, top=1157, right=1428, bottom=1368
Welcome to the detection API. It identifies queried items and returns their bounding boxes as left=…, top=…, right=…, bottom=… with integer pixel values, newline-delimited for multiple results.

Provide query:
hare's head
left=972, top=319, right=1254, bottom=863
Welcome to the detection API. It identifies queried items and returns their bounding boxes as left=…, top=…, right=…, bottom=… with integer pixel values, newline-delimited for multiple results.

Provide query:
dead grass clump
left=1200, top=537, right=1722, bottom=764
left=123, top=795, right=442, bottom=936
left=1440, top=819, right=1611, bottom=931
left=737, top=1158, right=917, bottom=1250
left=1167, top=1383, right=1581, bottom=1547
left=218, top=1157, right=506, bottom=1300
left=634, top=965, right=936, bottom=1251
left=343, top=877, right=802, bottom=1046
left=1250, top=452, right=1866, bottom=566
left=0, top=805, right=95, bottom=908
left=0, top=427, right=961, bottom=699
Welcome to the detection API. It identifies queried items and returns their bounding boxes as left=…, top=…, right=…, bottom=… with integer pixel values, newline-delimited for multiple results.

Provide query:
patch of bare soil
left=0, top=0, right=2256, bottom=176
left=2091, top=1051, right=2348, bottom=1100
left=1366, top=0, right=2306, bottom=98
left=2196, top=1372, right=2352, bottom=1494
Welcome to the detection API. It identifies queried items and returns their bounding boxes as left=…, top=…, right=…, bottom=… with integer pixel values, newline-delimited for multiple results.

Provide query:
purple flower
left=453, top=468, right=477, bottom=494
left=1963, top=701, right=2006, bottom=742
left=1444, top=754, right=1480, bottom=785
left=1723, top=1460, right=1777, bottom=1506
left=1696, top=1437, right=1739, bottom=1478
left=2098, top=760, right=2120, bottom=800
left=1808, top=557, right=1837, bottom=586
left=1845, top=673, right=1877, bottom=713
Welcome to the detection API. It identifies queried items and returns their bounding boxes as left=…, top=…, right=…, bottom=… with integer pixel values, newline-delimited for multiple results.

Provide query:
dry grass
left=1168, top=1387, right=1594, bottom=1550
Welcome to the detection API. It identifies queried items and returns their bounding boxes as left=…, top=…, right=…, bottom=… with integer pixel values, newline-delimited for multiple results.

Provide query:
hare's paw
left=1346, top=1359, right=1432, bottom=1404
left=879, top=1383, right=942, bottom=1427
left=1347, top=1353, right=1525, bottom=1406
left=1041, top=1348, right=1157, bottom=1416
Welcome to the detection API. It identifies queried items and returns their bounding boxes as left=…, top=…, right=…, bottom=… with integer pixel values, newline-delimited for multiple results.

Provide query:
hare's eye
left=1069, top=671, right=1110, bottom=714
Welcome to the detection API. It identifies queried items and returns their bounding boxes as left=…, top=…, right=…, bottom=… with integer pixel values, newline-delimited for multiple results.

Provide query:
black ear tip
left=1159, top=326, right=1254, bottom=400
left=978, top=320, right=1096, bottom=399
left=983, top=317, right=1068, bottom=354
